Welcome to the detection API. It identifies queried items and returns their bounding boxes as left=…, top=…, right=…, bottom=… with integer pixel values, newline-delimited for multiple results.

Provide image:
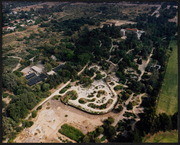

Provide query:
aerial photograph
left=2, top=1, right=178, bottom=143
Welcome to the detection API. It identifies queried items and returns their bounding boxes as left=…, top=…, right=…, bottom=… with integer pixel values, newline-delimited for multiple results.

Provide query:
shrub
left=115, top=105, right=123, bottom=112
left=31, top=110, right=37, bottom=118
left=53, top=95, right=61, bottom=100
left=62, top=90, right=78, bottom=103
left=126, top=102, right=133, bottom=110
left=37, top=105, right=42, bottom=110
left=94, top=73, right=103, bottom=80
left=2, top=93, right=9, bottom=98
left=59, top=84, right=71, bottom=94
left=114, top=85, right=123, bottom=91
left=15, top=126, right=23, bottom=132
left=22, top=120, right=34, bottom=128
left=79, top=99, right=86, bottom=104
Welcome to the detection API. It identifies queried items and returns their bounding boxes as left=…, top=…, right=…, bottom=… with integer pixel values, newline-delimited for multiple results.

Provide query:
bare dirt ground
left=2, top=97, right=11, bottom=105
left=12, top=2, right=60, bottom=12
left=169, top=15, right=177, bottom=23
left=87, top=19, right=136, bottom=31
left=138, top=47, right=155, bottom=81
left=101, top=19, right=136, bottom=27
left=14, top=99, right=119, bottom=143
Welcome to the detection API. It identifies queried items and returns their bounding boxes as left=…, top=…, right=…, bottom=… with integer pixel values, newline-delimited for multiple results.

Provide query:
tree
left=31, top=110, right=37, bottom=118
left=114, top=105, right=123, bottom=113
left=171, top=112, right=178, bottom=129
left=97, top=126, right=104, bottom=134
left=41, top=83, right=50, bottom=91
left=94, top=137, right=101, bottom=143
left=2, top=73, right=18, bottom=92
left=79, top=76, right=93, bottom=87
left=77, top=53, right=91, bottom=65
left=106, top=126, right=116, bottom=140
left=44, top=63, right=52, bottom=72
left=126, top=102, right=133, bottom=110
left=83, top=135, right=90, bottom=143
left=22, top=120, right=34, bottom=128
left=94, top=73, right=103, bottom=80
left=158, top=113, right=172, bottom=131
left=104, top=117, right=114, bottom=125
left=2, top=117, right=17, bottom=140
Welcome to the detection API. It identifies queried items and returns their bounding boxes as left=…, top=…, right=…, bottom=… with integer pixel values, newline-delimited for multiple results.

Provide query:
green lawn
left=156, top=40, right=178, bottom=115
left=59, top=124, right=84, bottom=142
left=143, top=130, right=178, bottom=143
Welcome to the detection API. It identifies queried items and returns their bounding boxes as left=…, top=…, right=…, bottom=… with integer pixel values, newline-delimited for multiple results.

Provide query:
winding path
left=8, top=56, right=22, bottom=72
left=138, top=47, right=155, bottom=81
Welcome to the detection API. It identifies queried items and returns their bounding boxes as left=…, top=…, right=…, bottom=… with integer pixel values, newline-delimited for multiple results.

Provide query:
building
left=47, top=70, right=56, bottom=75
left=25, top=73, right=36, bottom=80
left=31, top=66, right=43, bottom=75
left=26, top=73, right=47, bottom=86
left=120, top=28, right=145, bottom=40
left=51, top=55, right=57, bottom=61
left=53, top=64, right=64, bottom=72
left=120, top=29, right=126, bottom=36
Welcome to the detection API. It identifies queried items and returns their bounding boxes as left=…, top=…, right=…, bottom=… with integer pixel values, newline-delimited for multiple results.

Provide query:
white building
left=51, top=55, right=57, bottom=61
left=31, top=66, right=43, bottom=75
left=47, top=70, right=56, bottom=75
left=120, top=28, right=145, bottom=40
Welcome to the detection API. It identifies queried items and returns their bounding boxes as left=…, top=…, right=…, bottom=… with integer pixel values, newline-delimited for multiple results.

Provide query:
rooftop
left=125, top=28, right=138, bottom=31
left=31, top=66, right=43, bottom=74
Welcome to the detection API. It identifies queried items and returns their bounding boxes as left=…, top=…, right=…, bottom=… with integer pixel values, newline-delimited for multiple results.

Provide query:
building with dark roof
left=25, top=73, right=36, bottom=80
left=27, top=73, right=47, bottom=86
left=53, top=64, right=64, bottom=72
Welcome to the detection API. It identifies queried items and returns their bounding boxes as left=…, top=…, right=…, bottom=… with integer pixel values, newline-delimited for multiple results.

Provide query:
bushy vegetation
left=61, top=90, right=78, bottom=103
left=88, top=99, right=112, bottom=110
left=114, top=85, right=123, bottom=91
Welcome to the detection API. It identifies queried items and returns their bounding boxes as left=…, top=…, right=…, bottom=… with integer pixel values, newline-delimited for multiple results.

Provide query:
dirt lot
left=14, top=99, right=118, bottom=143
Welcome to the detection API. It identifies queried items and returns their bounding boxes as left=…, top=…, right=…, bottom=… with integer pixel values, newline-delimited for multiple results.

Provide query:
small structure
left=51, top=55, right=57, bottom=61
left=47, top=70, right=56, bottom=75
left=150, top=64, right=161, bottom=71
left=120, top=29, right=126, bottom=36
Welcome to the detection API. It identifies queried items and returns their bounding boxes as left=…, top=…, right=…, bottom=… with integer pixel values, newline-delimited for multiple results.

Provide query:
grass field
left=156, top=40, right=178, bottom=115
left=59, top=124, right=84, bottom=142
left=143, top=130, right=178, bottom=143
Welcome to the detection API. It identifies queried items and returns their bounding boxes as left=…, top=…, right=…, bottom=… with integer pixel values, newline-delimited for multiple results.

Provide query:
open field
left=143, top=130, right=178, bottom=143
left=156, top=41, right=178, bottom=115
